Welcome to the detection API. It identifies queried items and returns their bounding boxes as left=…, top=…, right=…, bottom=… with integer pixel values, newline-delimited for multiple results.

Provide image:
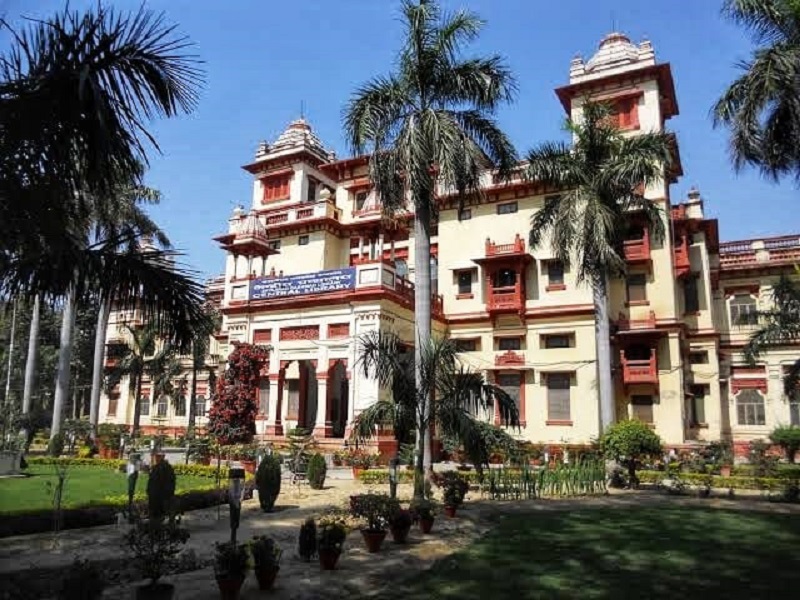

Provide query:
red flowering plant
left=207, top=342, right=270, bottom=445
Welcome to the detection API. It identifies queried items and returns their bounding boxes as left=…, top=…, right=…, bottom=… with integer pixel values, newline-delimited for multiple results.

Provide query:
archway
left=329, top=361, right=349, bottom=437
left=282, top=360, right=318, bottom=432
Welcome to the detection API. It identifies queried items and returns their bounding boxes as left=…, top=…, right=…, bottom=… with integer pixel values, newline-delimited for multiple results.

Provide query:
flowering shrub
left=349, top=493, right=395, bottom=532
left=433, top=471, right=469, bottom=507
left=317, top=513, right=350, bottom=552
left=343, top=449, right=376, bottom=469
left=207, top=342, right=270, bottom=445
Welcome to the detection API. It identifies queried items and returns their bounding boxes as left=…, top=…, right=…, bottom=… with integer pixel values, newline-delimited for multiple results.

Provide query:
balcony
left=495, top=350, right=525, bottom=367
left=620, top=348, right=658, bottom=389
left=487, top=284, right=523, bottom=313
left=262, top=199, right=341, bottom=227
left=623, top=229, right=651, bottom=263
left=485, top=234, right=526, bottom=257
left=617, top=311, right=657, bottom=332
left=673, top=235, right=691, bottom=278
left=720, top=235, right=800, bottom=270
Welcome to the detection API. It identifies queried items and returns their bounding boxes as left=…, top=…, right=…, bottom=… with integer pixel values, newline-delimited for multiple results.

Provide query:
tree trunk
left=51, top=289, right=76, bottom=439
left=413, top=205, right=433, bottom=498
left=22, top=294, right=41, bottom=415
left=72, top=366, right=80, bottom=419
left=89, top=295, right=111, bottom=437
left=131, top=373, right=143, bottom=437
left=593, top=276, right=615, bottom=433
left=187, top=345, right=199, bottom=439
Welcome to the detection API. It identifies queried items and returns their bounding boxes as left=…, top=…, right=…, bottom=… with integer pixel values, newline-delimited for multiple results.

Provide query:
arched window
left=736, top=389, right=765, bottom=426
left=175, top=395, right=187, bottom=417
left=139, top=395, right=150, bottom=416
left=730, top=294, right=758, bottom=326
left=258, top=378, right=269, bottom=416
left=156, top=395, right=168, bottom=418
left=195, top=395, right=206, bottom=417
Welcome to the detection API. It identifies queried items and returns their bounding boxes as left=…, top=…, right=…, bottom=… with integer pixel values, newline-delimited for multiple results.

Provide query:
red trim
left=495, top=350, right=525, bottom=367
left=456, top=293, right=474, bottom=300
left=546, top=420, right=573, bottom=426
left=625, top=300, right=650, bottom=307
left=545, top=284, right=566, bottom=292
left=327, top=323, right=350, bottom=338
left=253, top=329, right=272, bottom=344
left=731, top=365, right=766, bottom=376
left=731, top=378, right=768, bottom=394
left=279, top=325, right=320, bottom=341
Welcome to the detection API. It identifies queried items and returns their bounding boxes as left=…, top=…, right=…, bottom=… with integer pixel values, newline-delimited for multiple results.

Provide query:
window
left=626, top=273, right=647, bottom=303
left=688, top=385, right=707, bottom=426
left=156, top=395, right=168, bottom=418
left=195, top=395, right=206, bottom=418
left=306, top=179, right=317, bottom=202
left=613, top=96, right=640, bottom=129
left=268, top=240, right=281, bottom=251
left=298, top=235, right=309, bottom=246
left=175, top=395, right=187, bottom=417
left=494, top=269, right=517, bottom=289
left=107, top=390, right=119, bottom=416
left=139, top=395, right=150, bottom=417
left=395, top=259, right=408, bottom=278
left=730, top=294, right=758, bottom=326
left=791, top=397, right=799, bottom=427
left=287, top=380, right=300, bottom=420
left=262, top=175, right=291, bottom=202
left=497, top=373, right=521, bottom=413
left=547, top=261, right=565, bottom=287
left=454, top=339, right=478, bottom=352
left=736, top=389, right=765, bottom=425
left=258, top=378, right=269, bottom=416
left=498, top=337, right=522, bottom=351
left=631, top=395, right=654, bottom=423
left=457, top=270, right=473, bottom=295
left=355, top=191, right=369, bottom=211
left=684, top=277, right=699, bottom=313
left=544, top=334, right=571, bottom=349
left=689, top=351, right=709, bottom=365
left=430, top=256, right=439, bottom=297
left=459, top=208, right=472, bottom=220
left=546, top=373, right=571, bottom=421
left=497, top=202, right=518, bottom=215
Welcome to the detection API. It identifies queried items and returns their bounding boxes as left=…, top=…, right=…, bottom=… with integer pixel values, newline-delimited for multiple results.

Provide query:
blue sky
left=3, top=0, right=797, bottom=278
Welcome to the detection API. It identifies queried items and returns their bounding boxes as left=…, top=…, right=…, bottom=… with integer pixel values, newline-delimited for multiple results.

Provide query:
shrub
left=307, top=453, right=327, bottom=490
left=599, top=420, right=663, bottom=487
left=432, top=471, right=469, bottom=507
left=298, top=518, right=317, bottom=561
left=749, top=438, right=779, bottom=477
left=146, top=461, right=176, bottom=519
left=250, top=535, right=282, bottom=569
left=213, top=541, right=249, bottom=580
left=58, top=558, right=104, bottom=600
left=256, top=454, right=281, bottom=512
left=317, top=513, right=349, bottom=553
left=48, top=433, right=65, bottom=457
left=349, top=493, right=395, bottom=532
left=770, top=425, right=800, bottom=463
left=125, top=517, right=190, bottom=586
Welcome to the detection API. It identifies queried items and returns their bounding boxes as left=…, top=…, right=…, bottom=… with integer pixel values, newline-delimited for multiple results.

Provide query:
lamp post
left=228, top=466, right=245, bottom=544
left=388, top=456, right=400, bottom=499
left=126, top=452, right=141, bottom=523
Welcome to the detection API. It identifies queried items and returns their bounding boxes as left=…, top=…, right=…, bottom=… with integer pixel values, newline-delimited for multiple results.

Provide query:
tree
left=525, top=101, right=673, bottom=432
left=714, top=0, right=800, bottom=181
left=599, top=419, right=663, bottom=487
left=0, top=4, right=207, bottom=347
left=770, top=425, right=800, bottom=463
left=353, top=331, right=519, bottom=496
left=187, top=304, right=220, bottom=438
left=743, top=273, right=800, bottom=395
left=207, top=342, right=270, bottom=446
left=344, top=0, right=517, bottom=477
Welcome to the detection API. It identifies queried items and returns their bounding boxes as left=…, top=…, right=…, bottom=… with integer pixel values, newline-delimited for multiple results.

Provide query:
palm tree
left=354, top=331, right=519, bottom=497
left=21, top=294, right=40, bottom=415
left=744, top=273, right=800, bottom=395
left=713, top=0, right=800, bottom=181
left=0, top=4, right=207, bottom=346
left=186, top=306, right=219, bottom=437
left=344, top=0, right=517, bottom=474
left=525, top=101, right=673, bottom=432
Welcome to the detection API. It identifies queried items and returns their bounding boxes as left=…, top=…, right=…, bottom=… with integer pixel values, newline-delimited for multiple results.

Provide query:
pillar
left=264, top=373, right=283, bottom=436
left=313, top=370, right=331, bottom=438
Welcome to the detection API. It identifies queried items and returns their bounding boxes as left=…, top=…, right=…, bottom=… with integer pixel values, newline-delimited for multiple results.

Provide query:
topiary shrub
left=47, top=433, right=65, bottom=457
left=599, top=419, right=662, bottom=488
left=256, top=454, right=281, bottom=512
left=147, top=461, right=176, bottom=519
left=298, top=518, right=317, bottom=561
left=770, top=425, right=800, bottom=463
left=307, top=453, right=327, bottom=490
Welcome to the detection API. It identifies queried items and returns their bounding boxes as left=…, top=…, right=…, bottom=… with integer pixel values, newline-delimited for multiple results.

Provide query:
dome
left=585, top=32, right=641, bottom=73
left=260, top=117, right=330, bottom=163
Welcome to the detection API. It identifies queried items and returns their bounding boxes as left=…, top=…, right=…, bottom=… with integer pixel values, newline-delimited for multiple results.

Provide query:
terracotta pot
left=720, top=465, right=732, bottom=477
left=361, top=529, right=387, bottom=553
left=135, top=583, right=175, bottom=600
left=241, top=460, right=256, bottom=474
left=444, top=505, right=457, bottom=518
left=318, top=549, right=341, bottom=570
left=352, top=467, right=364, bottom=479
left=419, top=517, right=435, bottom=534
left=390, top=524, right=411, bottom=543
left=215, top=576, right=245, bottom=600
left=254, top=565, right=279, bottom=590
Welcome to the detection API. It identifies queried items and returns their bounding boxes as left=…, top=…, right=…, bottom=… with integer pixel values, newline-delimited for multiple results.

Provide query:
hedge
left=25, top=456, right=232, bottom=479
left=356, top=468, right=484, bottom=485
left=638, top=470, right=790, bottom=491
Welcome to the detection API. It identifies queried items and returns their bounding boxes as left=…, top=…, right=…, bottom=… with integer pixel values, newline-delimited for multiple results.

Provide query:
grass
left=0, top=464, right=216, bottom=513
left=388, top=505, right=800, bottom=599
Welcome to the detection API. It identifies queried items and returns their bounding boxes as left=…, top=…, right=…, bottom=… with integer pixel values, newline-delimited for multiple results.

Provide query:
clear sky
left=3, top=0, right=797, bottom=278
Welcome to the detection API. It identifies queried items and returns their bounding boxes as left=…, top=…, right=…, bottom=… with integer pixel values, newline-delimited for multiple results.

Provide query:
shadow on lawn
left=382, top=505, right=800, bottom=600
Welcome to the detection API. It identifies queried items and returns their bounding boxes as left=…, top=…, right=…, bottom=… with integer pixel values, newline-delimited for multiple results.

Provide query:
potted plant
left=239, top=444, right=258, bottom=474
left=332, top=450, right=344, bottom=467
left=249, top=535, right=281, bottom=590
left=410, top=498, right=436, bottom=534
left=349, top=493, right=392, bottom=552
left=345, top=449, right=374, bottom=478
left=317, top=515, right=348, bottom=570
left=434, top=471, right=469, bottom=518
left=58, top=558, right=105, bottom=600
left=389, top=507, right=413, bottom=543
left=125, top=518, right=190, bottom=600
left=214, top=542, right=249, bottom=600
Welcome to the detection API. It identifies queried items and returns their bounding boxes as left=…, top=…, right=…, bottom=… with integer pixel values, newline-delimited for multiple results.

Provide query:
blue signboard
left=250, top=268, right=356, bottom=300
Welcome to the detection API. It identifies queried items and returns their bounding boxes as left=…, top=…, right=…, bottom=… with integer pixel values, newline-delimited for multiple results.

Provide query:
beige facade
left=99, top=32, right=799, bottom=450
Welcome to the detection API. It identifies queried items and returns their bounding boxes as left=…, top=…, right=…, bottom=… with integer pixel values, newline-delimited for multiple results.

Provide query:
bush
left=59, top=557, right=105, bottom=600
left=307, top=453, right=327, bottom=490
left=749, top=438, right=779, bottom=477
left=432, top=471, right=469, bottom=507
left=637, top=470, right=786, bottom=491
left=349, top=493, right=396, bottom=531
left=256, top=454, right=281, bottom=512
left=298, top=518, right=317, bottom=561
left=770, top=425, right=800, bottom=463
left=147, top=461, right=176, bottom=519
left=125, top=517, right=189, bottom=586
left=599, top=420, right=663, bottom=487
left=48, top=433, right=65, bottom=457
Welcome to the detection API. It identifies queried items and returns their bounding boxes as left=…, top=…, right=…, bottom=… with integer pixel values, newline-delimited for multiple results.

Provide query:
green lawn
left=391, top=505, right=800, bottom=600
left=0, top=465, right=215, bottom=513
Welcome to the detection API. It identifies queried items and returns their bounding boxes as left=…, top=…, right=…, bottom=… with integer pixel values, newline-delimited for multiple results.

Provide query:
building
left=98, top=32, right=800, bottom=453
